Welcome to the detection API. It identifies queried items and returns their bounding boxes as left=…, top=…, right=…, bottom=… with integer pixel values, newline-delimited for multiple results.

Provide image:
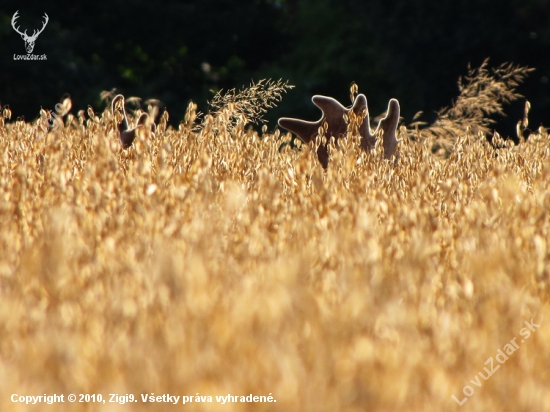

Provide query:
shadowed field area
left=0, top=80, right=549, bottom=411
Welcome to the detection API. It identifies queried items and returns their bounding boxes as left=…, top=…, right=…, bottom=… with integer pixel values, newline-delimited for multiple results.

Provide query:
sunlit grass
left=0, top=76, right=549, bottom=411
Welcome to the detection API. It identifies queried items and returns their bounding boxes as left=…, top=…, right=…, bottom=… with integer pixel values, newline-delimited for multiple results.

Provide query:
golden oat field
left=1, top=73, right=550, bottom=411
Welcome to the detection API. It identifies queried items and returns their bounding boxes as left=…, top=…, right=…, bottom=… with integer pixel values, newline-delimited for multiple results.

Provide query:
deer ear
left=120, top=113, right=150, bottom=149
left=111, top=95, right=125, bottom=112
left=278, top=117, right=319, bottom=143
left=136, top=113, right=149, bottom=126
left=311, top=95, right=344, bottom=114
left=112, top=95, right=129, bottom=132
left=351, top=94, right=370, bottom=124
left=351, top=94, right=367, bottom=114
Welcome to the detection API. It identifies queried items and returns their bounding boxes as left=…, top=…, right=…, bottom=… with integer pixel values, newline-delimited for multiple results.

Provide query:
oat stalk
left=200, top=78, right=294, bottom=133
left=410, top=59, right=534, bottom=156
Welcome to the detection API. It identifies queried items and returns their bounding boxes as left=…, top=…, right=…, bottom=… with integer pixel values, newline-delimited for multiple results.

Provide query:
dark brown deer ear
left=111, top=95, right=129, bottom=133
left=111, top=95, right=125, bottom=117
left=136, top=113, right=149, bottom=126
left=111, top=95, right=124, bottom=109
left=311, top=95, right=344, bottom=112
left=311, top=95, right=347, bottom=128
left=278, top=117, right=320, bottom=144
left=120, top=113, right=149, bottom=149
left=351, top=93, right=367, bottom=114
left=351, top=93, right=370, bottom=128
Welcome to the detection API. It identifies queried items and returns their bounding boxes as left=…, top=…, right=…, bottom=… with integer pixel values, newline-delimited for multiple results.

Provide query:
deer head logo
left=11, top=11, right=49, bottom=54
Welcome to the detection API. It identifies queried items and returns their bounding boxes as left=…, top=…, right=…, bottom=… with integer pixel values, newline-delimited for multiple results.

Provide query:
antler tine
left=376, top=98, right=401, bottom=160
left=11, top=10, right=27, bottom=37
left=30, top=13, right=49, bottom=39
left=279, top=91, right=402, bottom=166
left=353, top=94, right=377, bottom=151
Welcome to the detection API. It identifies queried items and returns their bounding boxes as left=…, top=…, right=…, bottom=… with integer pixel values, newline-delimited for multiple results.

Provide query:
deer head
left=279, top=93, right=402, bottom=167
left=11, top=11, right=49, bottom=54
left=278, top=94, right=374, bottom=168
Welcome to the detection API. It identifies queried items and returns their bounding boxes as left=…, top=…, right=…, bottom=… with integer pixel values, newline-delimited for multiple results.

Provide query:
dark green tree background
left=1, top=0, right=549, bottom=137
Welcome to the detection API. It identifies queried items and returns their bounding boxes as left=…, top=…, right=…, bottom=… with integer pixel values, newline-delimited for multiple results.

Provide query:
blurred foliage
left=0, top=0, right=549, bottom=136
left=268, top=0, right=550, bottom=136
